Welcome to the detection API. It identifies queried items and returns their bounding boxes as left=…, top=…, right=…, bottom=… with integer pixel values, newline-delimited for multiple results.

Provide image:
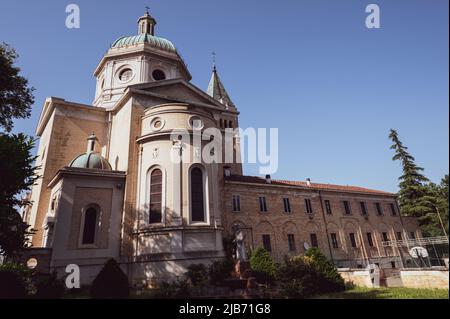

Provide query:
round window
left=119, top=68, right=133, bottom=82
left=150, top=117, right=165, bottom=131
left=152, top=69, right=166, bottom=81
left=189, top=116, right=203, bottom=130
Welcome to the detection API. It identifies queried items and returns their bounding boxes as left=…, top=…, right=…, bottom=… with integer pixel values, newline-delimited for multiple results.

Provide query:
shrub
left=90, top=258, right=129, bottom=299
left=153, top=279, right=191, bottom=299
left=35, top=272, right=65, bottom=299
left=304, top=247, right=345, bottom=292
left=249, top=248, right=277, bottom=284
left=277, top=248, right=345, bottom=298
left=0, top=263, right=30, bottom=298
left=185, top=263, right=208, bottom=287
left=209, top=258, right=234, bottom=285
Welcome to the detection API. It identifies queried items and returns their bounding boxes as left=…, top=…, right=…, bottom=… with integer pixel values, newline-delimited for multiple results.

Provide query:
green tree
left=419, top=175, right=449, bottom=237
left=0, top=42, right=36, bottom=258
left=0, top=134, right=37, bottom=257
left=0, top=42, right=34, bottom=133
left=388, top=129, right=429, bottom=217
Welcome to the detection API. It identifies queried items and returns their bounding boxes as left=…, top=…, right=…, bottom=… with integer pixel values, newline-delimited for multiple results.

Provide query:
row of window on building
left=232, top=195, right=398, bottom=216
left=261, top=230, right=415, bottom=253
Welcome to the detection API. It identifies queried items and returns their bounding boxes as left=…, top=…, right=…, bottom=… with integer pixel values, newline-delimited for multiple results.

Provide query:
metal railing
left=381, top=236, right=449, bottom=247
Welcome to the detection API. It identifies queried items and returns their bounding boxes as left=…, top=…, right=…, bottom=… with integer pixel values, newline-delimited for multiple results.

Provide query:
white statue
left=235, top=229, right=247, bottom=261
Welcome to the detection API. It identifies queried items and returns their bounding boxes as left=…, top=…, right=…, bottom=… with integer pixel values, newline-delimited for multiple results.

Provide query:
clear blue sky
left=1, top=0, right=448, bottom=193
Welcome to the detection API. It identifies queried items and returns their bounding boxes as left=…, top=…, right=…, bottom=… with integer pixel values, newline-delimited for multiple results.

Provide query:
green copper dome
left=69, top=152, right=112, bottom=170
left=111, top=33, right=176, bottom=53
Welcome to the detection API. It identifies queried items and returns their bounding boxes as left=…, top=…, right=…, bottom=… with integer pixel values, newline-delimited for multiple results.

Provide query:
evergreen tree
left=419, top=175, right=449, bottom=237
left=388, top=129, right=429, bottom=217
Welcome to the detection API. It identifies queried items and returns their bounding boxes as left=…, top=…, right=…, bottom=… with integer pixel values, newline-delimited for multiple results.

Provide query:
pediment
left=128, top=79, right=226, bottom=109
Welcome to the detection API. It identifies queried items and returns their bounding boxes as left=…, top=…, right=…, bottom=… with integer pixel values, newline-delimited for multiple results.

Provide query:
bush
left=249, top=248, right=277, bottom=284
left=185, top=264, right=208, bottom=287
left=153, top=279, right=191, bottom=299
left=0, top=263, right=30, bottom=298
left=209, top=258, right=234, bottom=285
left=276, top=248, right=345, bottom=298
left=305, top=247, right=345, bottom=292
left=35, top=272, right=65, bottom=299
left=90, top=258, right=129, bottom=299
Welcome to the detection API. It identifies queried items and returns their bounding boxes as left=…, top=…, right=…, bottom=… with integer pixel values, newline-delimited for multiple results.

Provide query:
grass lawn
left=314, top=287, right=449, bottom=299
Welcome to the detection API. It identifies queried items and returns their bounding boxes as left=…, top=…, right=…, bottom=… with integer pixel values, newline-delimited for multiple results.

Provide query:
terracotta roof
left=224, top=175, right=394, bottom=196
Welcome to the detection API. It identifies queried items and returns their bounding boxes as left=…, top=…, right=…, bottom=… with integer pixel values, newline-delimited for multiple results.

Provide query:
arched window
left=149, top=169, right=163, bottom=223
left=191, top=167, right=205, bottom=222
left=82, top=207, right=97, bottom=244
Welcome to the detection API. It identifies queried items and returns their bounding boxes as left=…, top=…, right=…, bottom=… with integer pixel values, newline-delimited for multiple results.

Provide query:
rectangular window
left=305, top=198, right=313, bottom=214
left=259, top=196, right=267, bottom=212
left=310, top=233, right=318, bottom=247
left=287, top=234, right=296, bottom=251
left=396, top=232, right=402, bottom=240
left=366, top=232, right=374, bottom=247
left=391, top=261, right=396, bottom=268
left=375, top=203, right=383, bottom=216
left=349, top=233, right=357, bottom=248
left=410, top=232, right=416, bottom=239
left=390, top=203, right=397, bottom=216
left=360, top=202, right=368, bottom=216
left=283, top=198, right=291, bottom=213
left=324, top=200, right=332, bottom=215
left=382, top=232, right=389, bottom=242
left=343, top=201, right=351, bottom=215
left=232, top=195, right=241, bottom=212
left=262, top=234, right=272, bottom=252
left=330, top=233, right=339, bottom=248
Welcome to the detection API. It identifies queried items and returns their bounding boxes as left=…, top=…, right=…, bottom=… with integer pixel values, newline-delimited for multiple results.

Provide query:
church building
left=23, top=11, right=421, bottom=286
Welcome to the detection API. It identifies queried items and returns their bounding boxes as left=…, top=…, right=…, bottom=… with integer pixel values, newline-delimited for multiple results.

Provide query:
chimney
left=306, top=178, right=311, bottom=187
left=223, top=166, right=231, bottom=177
left=265, top=174, right=271, bottom=183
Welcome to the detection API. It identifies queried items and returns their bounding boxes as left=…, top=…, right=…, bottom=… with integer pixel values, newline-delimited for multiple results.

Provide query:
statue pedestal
left=235, top=260, right=250, bottom=279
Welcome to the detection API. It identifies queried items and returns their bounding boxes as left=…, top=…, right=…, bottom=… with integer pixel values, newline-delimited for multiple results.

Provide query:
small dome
left=69, top=152, right=112, bottom=170
left=111, top=34, right=176, bottom=53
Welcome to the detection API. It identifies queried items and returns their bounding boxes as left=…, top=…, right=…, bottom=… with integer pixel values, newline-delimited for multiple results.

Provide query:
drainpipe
left=318, top=190, right=334, bottom=264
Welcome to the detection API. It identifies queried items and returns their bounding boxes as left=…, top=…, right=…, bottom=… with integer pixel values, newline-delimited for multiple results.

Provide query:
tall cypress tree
left=389, top=129, right=429, bottom=217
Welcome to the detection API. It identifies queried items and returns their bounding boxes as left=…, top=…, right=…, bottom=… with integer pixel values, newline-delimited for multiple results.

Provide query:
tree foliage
left=389, top=129, right=448, bottom=237
left=249, top=247, right=277, bottom=283
left=0, top=133, right=37, bottom=257
left=0, top=42, right=34, bottom=133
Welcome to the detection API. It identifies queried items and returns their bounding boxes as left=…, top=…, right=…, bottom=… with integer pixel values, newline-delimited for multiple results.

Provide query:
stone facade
left=23, top=11, right=423, bottom=286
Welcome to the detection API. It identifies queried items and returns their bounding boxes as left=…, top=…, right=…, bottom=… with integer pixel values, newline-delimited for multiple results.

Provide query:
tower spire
left=207, top=58, right=234, bottom=108
left=138, top=7, right=157, bottom=35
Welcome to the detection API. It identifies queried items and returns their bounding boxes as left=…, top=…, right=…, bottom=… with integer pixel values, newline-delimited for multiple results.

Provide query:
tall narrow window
left=330, top=233, right=339, bottom=248
left=287, top=234, right=296, bottom=251
left=360, top=202, right=368, bottom=216
left=232, top=195, right=241, bottom=212
left=305, top=198, right=313, bottom=214
left=310, top=233, right=318, bottom=247
left=366, top=232, right=374, bottom=247
left=390, top=203, right=397, bottom=216
left=343, top=201, right=351, bottom=215
left=149, top=169, right=163, bottom=223
left=259, top=196, right=267, bottom=212
left=191, top=167, right=205, bottom=222
left=410, top=231, right=416, bottom=239
left=375, top=203, right=383, bottom=216
left=349, top=233, right=357, bottom=248
left=324, top=200, right=332, bottom=215
left=382, top=232, right=389, bottom=242
left=283, top=198, right=291, bottom=213
left=396, top=232, right=402, bottom=240
left=262, top=234, right=272, bottom=252
left=82, top=207, right=97, bottom=245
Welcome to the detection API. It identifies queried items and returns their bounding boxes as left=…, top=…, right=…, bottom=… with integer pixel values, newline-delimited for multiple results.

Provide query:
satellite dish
left=409, top=246, right=428, bottom=258
left=303, top=242, right=311, bottom=250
